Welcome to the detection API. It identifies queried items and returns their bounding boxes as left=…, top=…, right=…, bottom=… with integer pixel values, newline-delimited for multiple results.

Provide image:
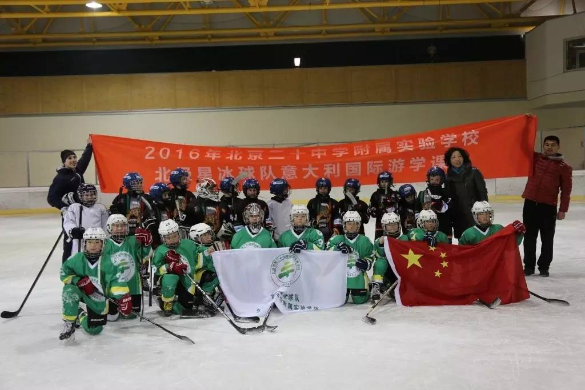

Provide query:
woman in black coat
left=444, top=147, right=488, bottom=239
left=47, top=137, right=93, bottom=262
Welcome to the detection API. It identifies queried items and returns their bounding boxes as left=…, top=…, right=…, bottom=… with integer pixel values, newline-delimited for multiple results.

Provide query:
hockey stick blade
left=1, top=310, right=19, bottom=319
left=361, top=280, right=398, bottom=325
left=240, top=303, right=278, bottom=334
left=477, top=297, right=501, bottom=309
left=529, top=290, right=570, bottom=306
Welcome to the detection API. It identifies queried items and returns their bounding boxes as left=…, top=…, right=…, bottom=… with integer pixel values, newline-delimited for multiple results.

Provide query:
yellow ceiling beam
left=0, top=0, right=530, bottom=19
left=0, top=26, right=536, bottom=48
left=0, top=16, right=550, bottom=40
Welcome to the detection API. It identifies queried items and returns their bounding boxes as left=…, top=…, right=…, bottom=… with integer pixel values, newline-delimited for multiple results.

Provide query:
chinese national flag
left=384, top=225, right=529, bottom=306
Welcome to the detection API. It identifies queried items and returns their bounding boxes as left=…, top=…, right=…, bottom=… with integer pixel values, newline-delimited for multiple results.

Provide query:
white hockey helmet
left=196, top=178, right=220, bottom=202
left=189, top=223, right=214, bottom=243
left=106, top=214, right=129, bottom=242
left=343, top=211, right=361, bottom=239
left=381, top=212, right=401, bottom=236
left=82, top=227, right=107, bottom=260
left=417, top=210, right=439, bottom=230
left=343, top=210, right=362, bottom=224
left=472, top=201, right=494, bottom=226
left=290, top=204, right=310, bottom=234
left=158, top=219, right=180, bottom=248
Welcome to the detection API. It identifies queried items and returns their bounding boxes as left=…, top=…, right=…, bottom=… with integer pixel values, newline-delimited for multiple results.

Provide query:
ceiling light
left=85, top=2, right=103, bottom=9
left=294, top=57, right=301, bottom=67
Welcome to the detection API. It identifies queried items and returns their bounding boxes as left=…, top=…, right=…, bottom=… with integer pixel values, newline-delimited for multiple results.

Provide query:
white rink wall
left=1, top=171, right=584, bottom=212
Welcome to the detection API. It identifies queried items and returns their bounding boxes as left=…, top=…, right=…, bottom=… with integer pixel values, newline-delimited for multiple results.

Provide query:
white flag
left=212, top=248, right=347, bottom=317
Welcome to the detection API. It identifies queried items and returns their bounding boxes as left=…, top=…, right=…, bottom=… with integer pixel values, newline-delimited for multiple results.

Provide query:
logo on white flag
left=270, top=253, right=302, bottom=287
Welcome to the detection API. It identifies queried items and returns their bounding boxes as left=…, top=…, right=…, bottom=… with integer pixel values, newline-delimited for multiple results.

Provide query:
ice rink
left=1, top=202, right=584, bottom=390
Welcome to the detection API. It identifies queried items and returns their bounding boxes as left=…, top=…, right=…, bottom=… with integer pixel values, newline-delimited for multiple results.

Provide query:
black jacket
left=445, top=164, right=488, bottom=237
left=338, top=195, right=370, bottom=235
left=307, top=194, right=341, bottom=242
left=47, top=144, right=93, bottom=210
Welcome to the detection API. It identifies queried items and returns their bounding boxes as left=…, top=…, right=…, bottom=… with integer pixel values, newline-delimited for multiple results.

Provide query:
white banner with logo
left=212, top=248, right=347, bottom=317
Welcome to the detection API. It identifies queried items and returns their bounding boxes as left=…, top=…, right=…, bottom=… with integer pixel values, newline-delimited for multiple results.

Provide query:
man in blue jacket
left=47, top=136, right=93, bottom=262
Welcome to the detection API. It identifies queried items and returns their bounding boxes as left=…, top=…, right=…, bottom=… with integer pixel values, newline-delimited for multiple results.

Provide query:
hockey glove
left=289, top=239, right=307, bottom=254
left=265, top=218, right=275, bottom=232
left=134, top=227, right=153, bottom=247
left=77, top=276, right=96, bottom=295
left=355, top=258, right=370, bottom=272
left=336, top=242, right=353, bottom=254
left=512, top=220, right=526, bottom=234
left=218, top=222, right=235, bottom=240
left=61, top=192, right=77, bottom=206
left=368, top=206, right=377, bottom=218
left=423, top=232, right=437, bottom=247
left=168, top=261, right=187, bottom=276
left=164, top=250, right=181, bottom=265
left=118, top=294, right=133, bottom=316
left=69, top=227, right=85, bottom=240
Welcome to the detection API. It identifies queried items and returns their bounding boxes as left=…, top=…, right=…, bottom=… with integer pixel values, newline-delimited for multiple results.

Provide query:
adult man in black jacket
left=47, top=138, right=93, bottom=262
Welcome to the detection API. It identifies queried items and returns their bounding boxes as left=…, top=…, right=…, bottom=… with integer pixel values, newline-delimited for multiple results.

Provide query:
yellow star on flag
left=428, top=246, right=436, bottom=251
left=401, top=249, right=423, bottom=269
left=441, top=261, right=449, bottom=268
left=440, top=252, right=447, bottom=259
left=435, top=270, right=442, bottom=278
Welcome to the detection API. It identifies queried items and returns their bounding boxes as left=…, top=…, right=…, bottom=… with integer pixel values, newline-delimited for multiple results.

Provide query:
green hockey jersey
left=326, top=234, right=375, bottom=290
left=60, top=251, right=130, bottom=302
left=231, top=226, right=277, bottom=249
left=372, top=235, right=409, bottom=284
left=277, top=228, right=325, bottom=250
left=458, top=224, right=523, bottom=246
left=408, top=228, right=449, bottom=244
left=102, top=236, right=150, bottom=295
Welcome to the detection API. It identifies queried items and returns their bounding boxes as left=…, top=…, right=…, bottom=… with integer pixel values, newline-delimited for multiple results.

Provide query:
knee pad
left=81, top=309, right=106, bottom=335
left=131, top=294, right=142, bottom=313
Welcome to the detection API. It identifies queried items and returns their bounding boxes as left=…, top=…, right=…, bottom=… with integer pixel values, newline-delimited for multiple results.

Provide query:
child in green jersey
left=278, top=205, right=325, bottom=252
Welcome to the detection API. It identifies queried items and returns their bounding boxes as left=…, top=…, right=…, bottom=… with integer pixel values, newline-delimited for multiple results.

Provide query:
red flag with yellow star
left=384, top=225, right=529, bottom=306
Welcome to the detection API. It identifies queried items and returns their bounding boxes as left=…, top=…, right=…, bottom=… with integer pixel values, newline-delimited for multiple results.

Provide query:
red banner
left=92, top=114, right=537, bottom=193
left=385, top=225, right=529, bottom=306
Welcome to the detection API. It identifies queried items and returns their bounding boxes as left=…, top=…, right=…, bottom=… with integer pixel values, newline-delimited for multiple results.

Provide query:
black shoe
left=524, top=268, right=535, bottom=276
left=539, top=270, right=549, bottom=277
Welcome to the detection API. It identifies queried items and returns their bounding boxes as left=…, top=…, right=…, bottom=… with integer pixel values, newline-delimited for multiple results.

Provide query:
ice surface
left=1, top=203, right=584, bottom=390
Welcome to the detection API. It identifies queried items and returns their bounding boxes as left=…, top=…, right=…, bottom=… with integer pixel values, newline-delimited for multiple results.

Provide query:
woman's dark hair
left=444, top=147, right=472, bottom=167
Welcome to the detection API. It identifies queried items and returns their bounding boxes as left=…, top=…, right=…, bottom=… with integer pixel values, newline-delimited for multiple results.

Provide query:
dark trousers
left=522, top=199, right=557, bottom=271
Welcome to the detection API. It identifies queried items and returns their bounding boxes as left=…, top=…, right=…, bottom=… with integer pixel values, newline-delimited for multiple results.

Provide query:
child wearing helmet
left=277, top=205, right=325, bottom=252
left=219, top=176, right=244, bottom=227
left=326, top=211, right=375, bottom=304
left=339, top=178, right=370, bottom=234
left=147, top=182, right=175, bottom=248
left=152, top=219, right=198, bottom=317
left=63, top=183, right=109, bottom=258
left=369, top=171, right=400, bottom=239
left=408, top=210, right=450, bottom=247
left=417, top=166, right=452, bottom=240
left=267, top=178, right=293, bottom=241
left=370, top=212, right=409, bottom=301
left=459, top=201, right=525, bottom=246
left=194, top=178, right=233, bottom=242
left=396, top=184, right=422, bottom=235
left=109, top=171, right=155, bottom=235
left=59, top=228, right=133, bottom=341
left=102, top=214, right=153, bottom=320
left=187, top=223, right=226, bottom=317
left=231, top=203, right=277, bottom=249
left=168, top=167, right=198, bottom=234
left=306, top=177, right=342, bottom=243
left=234, top=178, right=271, bottom=231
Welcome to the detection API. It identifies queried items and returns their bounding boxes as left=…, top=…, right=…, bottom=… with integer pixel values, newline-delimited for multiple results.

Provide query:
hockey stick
left=100, top=293, right=194, bottom=344
left=77, top=204, right=83, bottom=253
left=527, top=289, right=570, bottom=306
left=184, top=274, right=276, bottom=334
left=362, top=281, right=398, bottom=325
left=1, top=231, right=64, bottom=319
